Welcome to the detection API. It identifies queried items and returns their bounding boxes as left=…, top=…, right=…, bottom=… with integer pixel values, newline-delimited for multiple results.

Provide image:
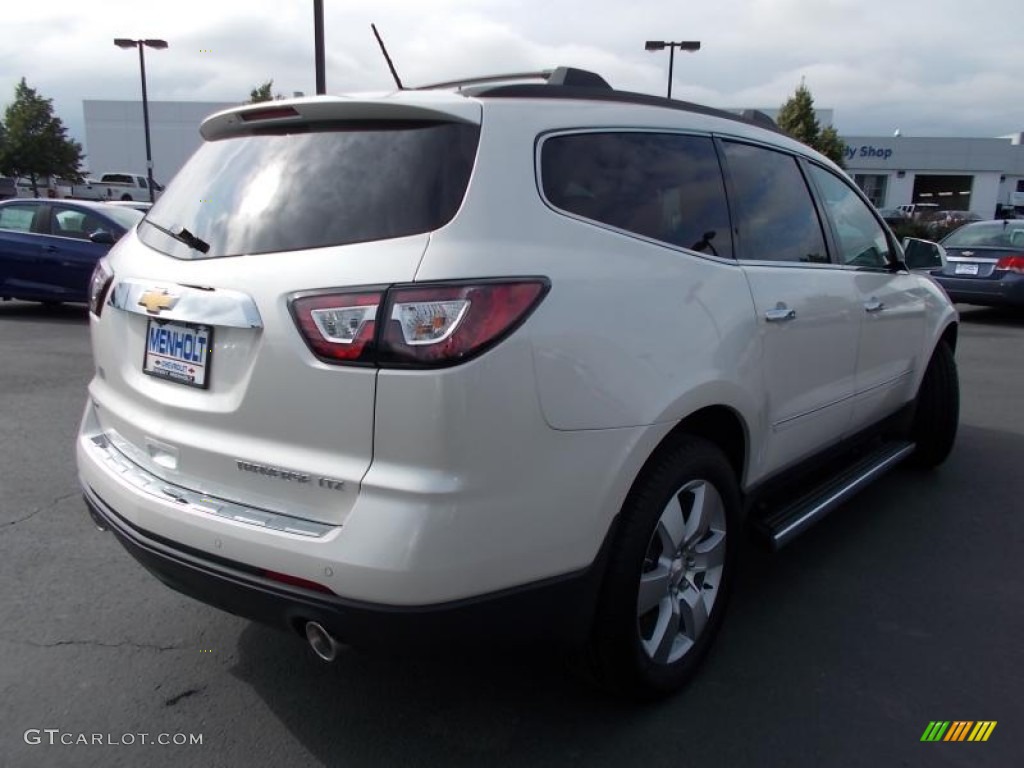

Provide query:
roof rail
left=417, top=66, right=611, bottom=91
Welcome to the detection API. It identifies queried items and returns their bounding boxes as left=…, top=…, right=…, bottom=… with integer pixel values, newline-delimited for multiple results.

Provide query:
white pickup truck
left=68, top=172, right=161, bottom=202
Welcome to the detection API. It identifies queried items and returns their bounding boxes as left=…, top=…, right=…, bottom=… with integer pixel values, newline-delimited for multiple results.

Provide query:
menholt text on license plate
left=144, top=319, right=213, bottom=388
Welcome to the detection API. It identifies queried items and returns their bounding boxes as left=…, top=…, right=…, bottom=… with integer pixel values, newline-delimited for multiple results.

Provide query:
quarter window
left=541, top=132, right=732, bottom=258
left=721, top=142, right=828, bottom=264
left=808, top=165, right=892, bottom=269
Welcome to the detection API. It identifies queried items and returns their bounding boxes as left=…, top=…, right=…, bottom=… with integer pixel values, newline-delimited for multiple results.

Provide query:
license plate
left=954, top=262, right=980, bottom=275
left=143, top=319, right=213, bottom=388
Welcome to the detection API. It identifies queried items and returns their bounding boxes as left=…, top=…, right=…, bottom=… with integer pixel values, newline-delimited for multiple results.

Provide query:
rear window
left=139, top=121, right=480, bottom=259
left=942, top=221, right=1024, bottom=248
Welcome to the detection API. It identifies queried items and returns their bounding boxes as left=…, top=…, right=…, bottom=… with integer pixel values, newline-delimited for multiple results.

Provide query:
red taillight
left=289, top=280, right=548, bottom=368
left=261, top=569, right=335, bottom=594
left=380, top=281, right=548, bottom=366
left=88, top=258, right=113, bottom=316
left=995, top=256, right=1024, bottom=274
left=291, top=291, right=382, bottom=363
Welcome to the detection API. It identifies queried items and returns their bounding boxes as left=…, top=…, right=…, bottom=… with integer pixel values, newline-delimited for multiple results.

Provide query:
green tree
left=0, top=78, right=84, bottom=194
left=777, top=82, right=846, bottom=168
left=248, top=79, right=282, bottom=103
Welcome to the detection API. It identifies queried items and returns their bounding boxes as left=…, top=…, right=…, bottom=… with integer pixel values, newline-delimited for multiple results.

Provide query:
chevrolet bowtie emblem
left=138, top=289, right=178, bottom=314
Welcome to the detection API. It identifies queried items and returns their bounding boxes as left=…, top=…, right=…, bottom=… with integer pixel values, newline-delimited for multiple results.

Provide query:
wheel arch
left=627, top=405, right=749, bottom=506
left=939, top=319, right=958, bottom=354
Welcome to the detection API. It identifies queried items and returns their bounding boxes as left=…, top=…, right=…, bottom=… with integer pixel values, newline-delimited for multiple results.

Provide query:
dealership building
left=843, top=134, right=1024, bottom=217
left=82, top=100, right=1024, bottom=216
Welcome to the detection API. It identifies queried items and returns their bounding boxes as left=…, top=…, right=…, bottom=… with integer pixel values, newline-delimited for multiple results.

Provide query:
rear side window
left=722, top=141, right=829, bottom=264
left=943, top=221, right=1024, bottom=248
left=139, top=121, right=480, bottom=259
left=0, top=204, right=38, bottom=233
left=541, top=132, right=732, bottom=258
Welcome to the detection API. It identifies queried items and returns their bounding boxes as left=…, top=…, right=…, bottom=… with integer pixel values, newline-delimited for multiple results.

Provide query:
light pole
left=644, top=40, right=701, bottom=100
left=114, top=38, right=168, bottom=202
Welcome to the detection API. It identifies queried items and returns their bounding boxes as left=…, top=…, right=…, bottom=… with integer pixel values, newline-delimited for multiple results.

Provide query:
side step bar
left=757, top=441, right=916, bottom=550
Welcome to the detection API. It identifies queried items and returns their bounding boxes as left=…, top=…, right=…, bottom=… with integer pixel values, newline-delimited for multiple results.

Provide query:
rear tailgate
left=90, top=233, right=428, bottom=525
left=86, top=94, right=481, bottom=526
left=940, top=247, right=1019, bottom=280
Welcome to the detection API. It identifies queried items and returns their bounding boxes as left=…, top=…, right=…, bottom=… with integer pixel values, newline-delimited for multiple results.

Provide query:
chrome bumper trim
left=85, top=433, right=333, bottom=538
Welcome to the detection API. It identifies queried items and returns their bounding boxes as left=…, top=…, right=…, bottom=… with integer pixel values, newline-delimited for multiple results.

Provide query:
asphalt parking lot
left=1, top=301, right=1021, bottom=768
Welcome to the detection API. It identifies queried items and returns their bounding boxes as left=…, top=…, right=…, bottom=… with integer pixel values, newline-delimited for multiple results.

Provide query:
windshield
left=942, top=220, right=1024, bottom=248
left=139, top=121, right=480, bottom=259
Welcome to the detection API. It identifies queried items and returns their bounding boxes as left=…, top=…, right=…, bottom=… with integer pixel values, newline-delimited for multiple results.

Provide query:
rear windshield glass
left=942, top=221, right=1024, bottom=248
left=139, top=121, right=480, bottom=259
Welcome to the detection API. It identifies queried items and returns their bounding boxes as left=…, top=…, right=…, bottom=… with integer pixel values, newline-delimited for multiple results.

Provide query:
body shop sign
left=845, top=145, right=894, bottom=161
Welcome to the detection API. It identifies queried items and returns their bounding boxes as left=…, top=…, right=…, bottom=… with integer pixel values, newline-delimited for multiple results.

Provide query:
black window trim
left=534, top=127, right=739, bottom=266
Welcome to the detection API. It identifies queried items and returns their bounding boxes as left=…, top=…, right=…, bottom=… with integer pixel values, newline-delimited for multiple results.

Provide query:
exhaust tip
left=304, top=621, right=339, bottom=662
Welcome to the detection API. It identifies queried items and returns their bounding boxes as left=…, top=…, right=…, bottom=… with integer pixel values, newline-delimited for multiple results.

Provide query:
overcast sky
left=2, top=0, right=1023, bottom=149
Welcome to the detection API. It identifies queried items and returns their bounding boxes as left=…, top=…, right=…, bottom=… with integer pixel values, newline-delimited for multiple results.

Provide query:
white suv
left=77, top=68, right=959, bottom=697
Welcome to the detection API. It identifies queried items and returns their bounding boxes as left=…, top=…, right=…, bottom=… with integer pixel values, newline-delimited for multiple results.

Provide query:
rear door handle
left=864, top=298, right=885, bottom=313
left=765, top=304, right=797, bottom=322
left=42, top=245, right=59, bottom=252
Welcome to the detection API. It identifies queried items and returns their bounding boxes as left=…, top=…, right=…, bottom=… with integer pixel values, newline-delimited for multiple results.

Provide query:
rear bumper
left=933, top=273, right=1024, bottom=307
left=82, top=486, right=607, bottom=649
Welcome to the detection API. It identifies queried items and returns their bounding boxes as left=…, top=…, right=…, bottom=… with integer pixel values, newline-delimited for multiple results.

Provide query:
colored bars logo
left=921, top=721, right=997, bottom=742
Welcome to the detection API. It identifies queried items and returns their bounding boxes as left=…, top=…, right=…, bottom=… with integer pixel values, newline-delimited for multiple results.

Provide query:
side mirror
left=88, top=229, right=116, bottom=245
left=902, top=237, right=947, bottom=272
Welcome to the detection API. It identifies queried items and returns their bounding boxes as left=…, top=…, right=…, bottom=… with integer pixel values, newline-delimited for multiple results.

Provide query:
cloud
left=2, top=0, right=1022, bottom=146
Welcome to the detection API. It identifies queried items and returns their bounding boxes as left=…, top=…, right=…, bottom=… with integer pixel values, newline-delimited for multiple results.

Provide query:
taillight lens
left=289, top=279, right=548, bottom=368
left=88, top=258, right=113, bottom=316
left=380, top=281, right=548, bottom=366
left=291, top=291, right=382, bottom=364
left=995, top=256, right=1024, bottom=274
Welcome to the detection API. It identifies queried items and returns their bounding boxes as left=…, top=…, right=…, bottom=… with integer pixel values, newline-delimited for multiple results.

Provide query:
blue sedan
left=0, top=199, right=143, bottom=304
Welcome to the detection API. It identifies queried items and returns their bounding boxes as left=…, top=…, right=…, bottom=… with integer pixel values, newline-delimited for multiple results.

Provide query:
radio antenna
left=371, top=24, right=404, bottom=90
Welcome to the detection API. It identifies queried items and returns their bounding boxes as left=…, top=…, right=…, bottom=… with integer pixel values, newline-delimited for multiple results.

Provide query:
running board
left=757, top=441, right=916, bottom=550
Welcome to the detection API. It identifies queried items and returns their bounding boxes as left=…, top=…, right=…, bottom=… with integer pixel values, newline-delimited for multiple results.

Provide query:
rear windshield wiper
left=147, top=220, right=210, bottom=254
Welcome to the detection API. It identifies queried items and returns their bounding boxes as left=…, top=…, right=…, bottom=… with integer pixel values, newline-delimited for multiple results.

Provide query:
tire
left=908, top=340, right=959, bottom=468
left=589, top=436, right=740, bottom=698
left=120, top=194, right=132, bottom=201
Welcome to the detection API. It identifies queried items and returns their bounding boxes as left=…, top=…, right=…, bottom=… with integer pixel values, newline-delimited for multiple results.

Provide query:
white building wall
left=83, top=100, right=235, bottom=187
left=886, top=172, right=914, bottom=207
left=844, top=135, right=1023, bottom=215
left=969, top=172, right=1002, bottom=218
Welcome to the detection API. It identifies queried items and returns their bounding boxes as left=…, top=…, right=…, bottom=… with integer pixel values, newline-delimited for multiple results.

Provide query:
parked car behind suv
left=1, top=198, right=142, bottom=304
left=932, top=218, right=1024, bottom=307
left=77, top=67, right=959, bottom=697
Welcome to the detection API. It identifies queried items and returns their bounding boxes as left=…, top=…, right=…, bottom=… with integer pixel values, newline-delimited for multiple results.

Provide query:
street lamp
left=114, top=38, right=168, bottom=202
left=644, top=40, right=701, bottom=100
